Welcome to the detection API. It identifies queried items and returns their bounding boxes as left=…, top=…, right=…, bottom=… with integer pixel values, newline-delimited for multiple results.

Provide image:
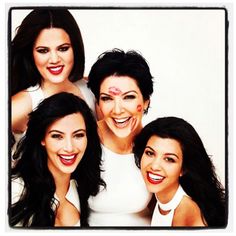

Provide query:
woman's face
left=99, top=76, right=149, bottom=138
left=41, top=113, right=87, bottom=177
left=33, top=28, right=74, bottom=84
left=140, top=135, right=183, bottom=201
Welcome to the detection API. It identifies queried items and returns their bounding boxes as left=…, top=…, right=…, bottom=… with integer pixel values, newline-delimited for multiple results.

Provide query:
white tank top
left=88, top=145, right=152, bottom=226
left=151, top=185, right=188, bottom=226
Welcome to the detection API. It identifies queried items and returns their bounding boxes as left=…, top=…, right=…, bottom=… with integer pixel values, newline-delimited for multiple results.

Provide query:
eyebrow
left=35, top=43, right=71, bottom=50
left=145, top=146, right=180, bottom=159
left=48, top=129, right=86, bottom=134
left=100, top=90, right=138, bottom=96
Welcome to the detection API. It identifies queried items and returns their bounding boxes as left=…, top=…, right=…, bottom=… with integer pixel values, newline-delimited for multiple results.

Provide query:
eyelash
left=124, top=95, right=136, bottom=100
left=144, top=150, right=154, bottom=157
left=50, top=133, right=85, bottom=139
left=100, top=96, right=112, bottom=102
left=36, top=46, right=70, bottom=54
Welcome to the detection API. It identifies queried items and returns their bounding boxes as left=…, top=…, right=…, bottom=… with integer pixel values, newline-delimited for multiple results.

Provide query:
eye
left=36, top=48, right=49, bottom=54
left=58, top=46, right=70, bottom=52
left=124, top=95, right=136, bottom=100
left=74, top=132, right=86, bottom=139
left=100, top=96, right=112, bottom=102
left=164, top=157, right=176, bottom=163
left=51, top=133, right=63, bottom=140
left=144, top=149, right=154, bottom=157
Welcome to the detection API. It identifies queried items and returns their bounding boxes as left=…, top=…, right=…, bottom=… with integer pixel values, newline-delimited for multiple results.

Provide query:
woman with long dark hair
left=11, top=8, right=98, bottom=149
left=133, top=116, right=226, bottom=227
left=10, top=92, right=105, bottom=227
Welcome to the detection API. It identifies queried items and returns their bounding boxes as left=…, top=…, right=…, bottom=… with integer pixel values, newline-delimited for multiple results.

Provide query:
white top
left=88, top=145, right=152, bottom=226
left=11, top=178, right=81, bottom=226
left=27, top=79, right=96, bottom=113
left=151, top=185, right=188, bottom=226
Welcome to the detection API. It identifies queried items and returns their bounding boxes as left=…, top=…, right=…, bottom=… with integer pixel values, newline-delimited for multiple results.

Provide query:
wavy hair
left=133, top=116, right=227, bottom=227
left=10, top=92, right=105, bottom=227
left=11, top=8, right=85, bottom=96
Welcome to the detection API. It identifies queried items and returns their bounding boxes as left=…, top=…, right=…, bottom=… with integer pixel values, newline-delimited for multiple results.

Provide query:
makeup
left=108, top=86, right=122, bottom=96
left=137, top=104, right=142, bottom=112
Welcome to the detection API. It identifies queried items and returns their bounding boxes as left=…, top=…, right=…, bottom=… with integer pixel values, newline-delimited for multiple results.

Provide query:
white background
left=1, top=0, right=235, bottom=236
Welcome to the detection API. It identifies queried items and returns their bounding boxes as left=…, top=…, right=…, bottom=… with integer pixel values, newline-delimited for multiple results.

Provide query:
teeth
left=114, top=118, right=129, bottom=123
left=60, top=155, right=75, bottom=160
left=50, top=66, right=62, bottom=72
left=148, top=172, right=164, bottom=180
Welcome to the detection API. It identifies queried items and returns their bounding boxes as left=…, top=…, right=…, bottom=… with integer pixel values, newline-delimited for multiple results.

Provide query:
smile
left=58, top=154, right=77, bottom=166
left=147, top=171, right=165, bottom=184
left=112, top=117, right=131, bottom=128
left=47, top=65, right=64, bottom=75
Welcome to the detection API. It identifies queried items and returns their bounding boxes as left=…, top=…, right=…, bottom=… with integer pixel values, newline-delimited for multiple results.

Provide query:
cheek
left=136, top=104, right=142, bottom=112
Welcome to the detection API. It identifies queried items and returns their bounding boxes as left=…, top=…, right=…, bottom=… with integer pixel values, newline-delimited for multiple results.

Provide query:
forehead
left=34, top=28, right=71, bottom=46
left=100, top=76, right=140, bottom=92
left=47, top=113, right=86, bottom=131
left=147, top=135, right=183, bottom=157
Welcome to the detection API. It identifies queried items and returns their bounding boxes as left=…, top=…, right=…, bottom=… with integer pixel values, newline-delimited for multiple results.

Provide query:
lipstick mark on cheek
left=137, top=104, right=142, bottom=112
left=108, top=86, right=122, bottom=96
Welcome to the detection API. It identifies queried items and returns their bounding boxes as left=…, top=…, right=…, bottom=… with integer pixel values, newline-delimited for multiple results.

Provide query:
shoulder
left=12, top=90, right=31, bottom=106
left=173, top=196, right=206, bottom=226
left=11, top=90, right=32, bottom=132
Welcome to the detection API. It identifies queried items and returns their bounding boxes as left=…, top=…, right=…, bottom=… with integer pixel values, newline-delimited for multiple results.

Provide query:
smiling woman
left=133, top=117, right=226, bottom=227
left=10, top=92, right=105, bottom=227
left=87, top=48, right=154, bottom=226
left=11, top=8, right=98, bottom=152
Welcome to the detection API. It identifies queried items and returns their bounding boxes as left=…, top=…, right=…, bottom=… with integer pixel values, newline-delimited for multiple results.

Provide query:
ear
left=41, top=140, right=45, bottom=146
left=144, top=99, right=150, bottom=112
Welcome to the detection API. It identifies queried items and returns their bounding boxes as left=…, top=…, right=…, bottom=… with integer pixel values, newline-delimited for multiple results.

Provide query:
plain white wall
left=10, top=8, right=226, bottom=185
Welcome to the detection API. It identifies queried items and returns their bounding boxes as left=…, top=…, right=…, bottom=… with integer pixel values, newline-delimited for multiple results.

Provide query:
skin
left=41, top=112, right=87, bottom=226
left=98, top=76, right=149, bottom=154
left=141, top=135, right=206, bottom=226
left=12, top=28, right=84, bottom=133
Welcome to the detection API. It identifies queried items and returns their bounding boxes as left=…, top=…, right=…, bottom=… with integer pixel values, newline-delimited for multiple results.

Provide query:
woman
left=10, top=92, right=105, bottom=227
left=87, top=48, right=154, bottom=226
left=133, top=116, right=226, bottom=227
left=11, top=8, right=97, bottom=146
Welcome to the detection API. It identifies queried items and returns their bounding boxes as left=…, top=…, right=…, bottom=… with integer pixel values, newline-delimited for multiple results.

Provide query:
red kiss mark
left=108, top=86, right=122, bottom=96
left=137, top=104, right=142, bottom=112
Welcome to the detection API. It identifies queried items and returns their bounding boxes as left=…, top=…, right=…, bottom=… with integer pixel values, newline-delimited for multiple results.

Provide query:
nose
left=49, top=50, right=60, bottom=64
left=150, top=157, right=162, bottom=171
left=63, top=138, right=74, bottom=153
left=113, top=98, right=123, bottom=114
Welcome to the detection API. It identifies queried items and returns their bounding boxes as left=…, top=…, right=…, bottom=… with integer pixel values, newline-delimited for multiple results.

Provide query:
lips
left=58, top=154, right=77, bottom=166
left=47, top=65, right=64, bottom=75
left=112, top=117, right=131, bottom=128
left=147, top=171, right=165, bottom=185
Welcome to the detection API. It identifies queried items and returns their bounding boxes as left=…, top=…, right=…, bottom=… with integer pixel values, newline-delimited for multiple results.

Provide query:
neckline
left=157, top=185, right=185, bottom=211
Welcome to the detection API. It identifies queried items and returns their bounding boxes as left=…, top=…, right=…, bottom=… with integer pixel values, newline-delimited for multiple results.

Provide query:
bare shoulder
left=173, top=196, right=207, bottom=227
left=12, top=90, right=32, bottom=132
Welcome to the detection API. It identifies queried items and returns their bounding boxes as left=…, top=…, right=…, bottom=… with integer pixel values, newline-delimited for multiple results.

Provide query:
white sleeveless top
left=27, top=79, right=96, bottom=113
left=151, top=185, right=188, bottom=226
left=12, top=178, right=81, bottom=227
left=88, top=145, right=152, bottom=226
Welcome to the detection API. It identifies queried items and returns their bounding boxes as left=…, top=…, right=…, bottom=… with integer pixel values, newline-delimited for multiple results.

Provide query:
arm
left=11, top=91, right=32, bottom=133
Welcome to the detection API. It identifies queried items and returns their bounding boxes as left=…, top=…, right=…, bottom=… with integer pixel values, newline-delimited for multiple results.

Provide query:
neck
left=53, top=172, right=71, bottom=200
left=98, top=120, right=142, bottom=154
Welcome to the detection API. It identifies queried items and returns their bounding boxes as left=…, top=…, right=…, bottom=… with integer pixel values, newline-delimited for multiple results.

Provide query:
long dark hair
left=10, top=8, right=85, bottom=96
left=10, top=92, right=105, bottom=227
left=133, top=116, right=227, bottom=227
